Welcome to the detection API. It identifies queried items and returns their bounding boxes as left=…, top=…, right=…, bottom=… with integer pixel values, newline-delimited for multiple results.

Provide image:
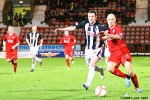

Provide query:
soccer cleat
left=136, top=88, right=142, bottom=93
left=100, top=68, right=105, bottom=80
left=82, top=83, right=89, bottom=91
left=30, top=68, right=34, bottom=72
left=40, top=60, right=42, bottom=66
left=125, top=78, right=130, bottom=87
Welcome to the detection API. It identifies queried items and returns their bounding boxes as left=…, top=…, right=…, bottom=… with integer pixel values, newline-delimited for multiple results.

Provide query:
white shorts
left=85, top=48, right=103, bottom=66
left=30, top=46, right=39, bottom=55
left=104, top=48, right=110, bottom=57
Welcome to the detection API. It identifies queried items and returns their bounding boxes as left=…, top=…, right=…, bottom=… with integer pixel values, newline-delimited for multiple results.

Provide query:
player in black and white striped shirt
left=26, top=25, right=43, bottom=72
left=55, top=10, right=108, bottom=90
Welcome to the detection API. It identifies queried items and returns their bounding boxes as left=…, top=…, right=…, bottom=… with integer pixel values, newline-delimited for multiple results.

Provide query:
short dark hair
left=88, top=10, right=97, bottom=16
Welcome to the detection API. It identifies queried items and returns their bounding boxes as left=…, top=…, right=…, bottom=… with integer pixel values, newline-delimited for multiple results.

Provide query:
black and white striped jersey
left=26, top=32, right=43, bottom=47
left=75, top=21, right=107, bottom=50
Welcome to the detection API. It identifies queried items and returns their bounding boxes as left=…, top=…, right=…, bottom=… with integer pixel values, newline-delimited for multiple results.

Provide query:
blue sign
left=18, top=45, right=81, bottom=57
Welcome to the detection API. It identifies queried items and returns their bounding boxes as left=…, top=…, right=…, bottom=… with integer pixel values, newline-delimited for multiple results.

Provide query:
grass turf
left=0, top=56, right=149, bottom=100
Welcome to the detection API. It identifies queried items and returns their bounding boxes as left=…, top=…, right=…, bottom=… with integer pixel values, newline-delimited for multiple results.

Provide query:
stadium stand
left=0, top=0, right=150, bottom=53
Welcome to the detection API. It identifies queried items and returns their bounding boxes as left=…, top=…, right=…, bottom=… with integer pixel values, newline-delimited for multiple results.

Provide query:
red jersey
left=60, top=35, right=76, bottom=50
left=3, top=33, right=20, bottom=51
left=107, top=24, right=126, bottom=52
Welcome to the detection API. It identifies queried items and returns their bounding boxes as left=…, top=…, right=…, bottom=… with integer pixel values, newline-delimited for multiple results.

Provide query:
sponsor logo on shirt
left=7, top=40, right=13, bottom=43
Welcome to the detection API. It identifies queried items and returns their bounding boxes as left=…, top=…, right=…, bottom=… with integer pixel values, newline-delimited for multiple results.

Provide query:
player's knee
left=14, top=60, right=17, bottom=63
left=127, top=70, right=134, bottom=76
left=6, top=59, right=11, bottom=62
left=107, top=66, right=114, bottom=73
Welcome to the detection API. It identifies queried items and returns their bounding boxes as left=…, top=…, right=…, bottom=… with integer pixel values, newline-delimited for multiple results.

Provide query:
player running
left=3, top=26, right=20, bottom=73
left=26, top=25, right=43, bottom=72
left=55, top=10, right=107, bottom=90
left=101, top=13, right=142, bottom=92
left=60, top=31, right=76, bottom=69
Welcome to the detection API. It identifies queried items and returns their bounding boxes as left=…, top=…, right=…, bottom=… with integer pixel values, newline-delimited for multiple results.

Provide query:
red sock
left=112, top=68, right=126, bottom=78
left=13, top=62, right=17, bottom=73
left=66, top=59, right=70, bottom=68
left=131, top=74, right=139, bottom=89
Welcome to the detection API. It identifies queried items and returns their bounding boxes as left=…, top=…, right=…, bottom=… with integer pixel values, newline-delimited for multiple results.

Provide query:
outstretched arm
left=104, top=31, right=121, bottom=40
left=54, top=26, right=76, bottom=32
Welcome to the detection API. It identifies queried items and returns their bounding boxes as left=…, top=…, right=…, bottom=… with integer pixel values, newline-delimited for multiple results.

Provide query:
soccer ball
left=95, top=85, right=107, bottom=96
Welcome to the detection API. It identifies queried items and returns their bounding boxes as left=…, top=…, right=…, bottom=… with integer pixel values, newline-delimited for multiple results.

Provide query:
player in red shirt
left=3, top=26, right=20, bottom=73
left=102, top=14, right=142, bottom=92
left=60, top=31, right=76, bottom=69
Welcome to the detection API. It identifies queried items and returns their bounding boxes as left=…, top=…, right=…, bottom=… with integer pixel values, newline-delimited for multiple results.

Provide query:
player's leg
left=94, top=48, right=105, bottom=79
left=107, top=61, right=131, bottom=87
left=107, top=61, right=126, bottom=78
left=6, top=52, right=16, bottom=72
left=12, top=52, right=18, bottom=73
left=35, top=56, right=42, bottom=66
left=104, top=47, right=110, bottom=64
left=6, top=51, right=14, bottom=64
left=107, top=50, right=127, bottom=78
left=30, top=47, right=36, bottom=72
left=69, top=50, right=74, bottom=64
left=64, top=49, right=70, bottom=69
left=83, top=56, right=99, bottom=90
left=65, top=54, right=70, bottom=69
left=69, top=56, right=74, bottom=64
left=6, top=58, right=13, bottom=63
left=124, top=61, right=142, bottom=92
left=13, top=58, right=17, bottom=73
left=30, top=54, right=36, bottom=72
left=34, top=46, right=42, bottom=66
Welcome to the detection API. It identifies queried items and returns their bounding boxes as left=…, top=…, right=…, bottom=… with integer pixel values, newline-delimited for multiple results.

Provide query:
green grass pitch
left=0, top=56, right=149, bottom=100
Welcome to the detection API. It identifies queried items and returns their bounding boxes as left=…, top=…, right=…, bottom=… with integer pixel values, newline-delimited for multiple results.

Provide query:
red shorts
left=108, top=47, right=132, bottom=67
left=6, top=49, right=18, bottom=60
left=64, top=48, right=74, bottom=57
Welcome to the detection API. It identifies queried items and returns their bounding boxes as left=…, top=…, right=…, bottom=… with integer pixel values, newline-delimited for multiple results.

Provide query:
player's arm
left=98, top=31, right=110, bottom=41
left=26, top=34, right=32, bottom=46
left=3, top=34, right=6, bottom=51
left=12, top=35, right=20, bottom=50
left=12, top=42, right=19, bottom=50
left=39, top=33, right=43, bottom=47
left=56, top=26, right=76, bottom=31
left=39, top=38, right=43, bottom=47
left=72, top=36, right=76, bottom=49
left=26, top=38, right=30, bottom=46
left=104, top=31, right=121, bottom=39
left=3, top=40, right=6, bottom=51
left=104, top=29, right=123, bottom=40
left=60, top=37, right=64, bottom=44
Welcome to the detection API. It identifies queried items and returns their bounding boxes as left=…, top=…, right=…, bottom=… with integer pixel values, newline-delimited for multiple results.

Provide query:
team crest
left=113, top=30, right=115, bottom=33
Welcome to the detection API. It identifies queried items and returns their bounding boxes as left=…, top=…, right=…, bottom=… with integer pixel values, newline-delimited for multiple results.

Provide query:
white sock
left=32, top=58, right=36, bottom=69
left=35, top=57, right=41, bottom=62
left=86, top=66, right=95, bottom=87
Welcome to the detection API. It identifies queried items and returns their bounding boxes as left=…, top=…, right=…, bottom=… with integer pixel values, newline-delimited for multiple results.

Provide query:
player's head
left=88, top=10, right=97, bottom=25
left=32, top=25, right=37, bottom=32
left=8, top=26, right=14, bottom=34
left=64, top=31, right=69, bottom=36
left=107, top=13, right=116, bottom=28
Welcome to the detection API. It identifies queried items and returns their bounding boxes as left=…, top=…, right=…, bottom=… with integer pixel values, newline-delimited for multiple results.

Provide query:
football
left=95, top=85, right=107, bottom=96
